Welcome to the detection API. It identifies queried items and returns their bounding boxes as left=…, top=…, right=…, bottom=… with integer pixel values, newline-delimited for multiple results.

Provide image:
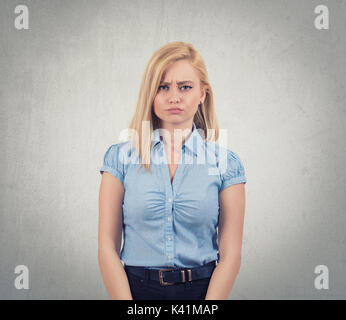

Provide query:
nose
left=168, top=85, right=181, bottom=104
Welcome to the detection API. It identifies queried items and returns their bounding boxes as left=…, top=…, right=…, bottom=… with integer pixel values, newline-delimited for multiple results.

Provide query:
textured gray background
left=0, top=0, right=345, bottom=299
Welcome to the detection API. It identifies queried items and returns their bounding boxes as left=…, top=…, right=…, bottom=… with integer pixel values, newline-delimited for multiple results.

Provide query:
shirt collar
left=152, top=122, right=205, bottom=156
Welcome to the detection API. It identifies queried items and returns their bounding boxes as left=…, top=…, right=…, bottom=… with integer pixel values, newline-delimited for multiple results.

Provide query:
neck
left=160, top=122, right=193, bottom=151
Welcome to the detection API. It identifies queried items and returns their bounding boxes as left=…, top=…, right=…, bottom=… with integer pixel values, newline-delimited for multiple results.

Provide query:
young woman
left=98, top=41, right=247, bottom=300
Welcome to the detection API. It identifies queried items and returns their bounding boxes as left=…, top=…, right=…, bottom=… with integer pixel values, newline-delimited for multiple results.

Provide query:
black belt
left=124, top=260, right=217, bottom=286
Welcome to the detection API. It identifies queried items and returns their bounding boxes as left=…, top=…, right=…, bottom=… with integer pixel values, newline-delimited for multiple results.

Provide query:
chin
left=160, top=118, right=192, bottom=126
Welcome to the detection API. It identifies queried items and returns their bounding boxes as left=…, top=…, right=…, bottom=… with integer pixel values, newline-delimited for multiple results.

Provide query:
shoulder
left=204, top=141, right=244, bottom=166
left=103, top=141, right=136, bottom=163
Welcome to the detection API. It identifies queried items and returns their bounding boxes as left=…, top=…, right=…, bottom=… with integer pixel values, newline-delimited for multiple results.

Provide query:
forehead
left=162, top=60, right=200, bottom=81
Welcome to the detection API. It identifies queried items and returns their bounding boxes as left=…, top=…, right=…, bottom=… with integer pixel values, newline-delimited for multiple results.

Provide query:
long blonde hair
left=128, top=41, right=220, bottom=172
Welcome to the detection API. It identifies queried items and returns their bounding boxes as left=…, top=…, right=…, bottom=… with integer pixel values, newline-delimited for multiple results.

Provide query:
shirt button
left=167, top=236, right=172, bottom=241
left=168, top=255, right=172, bottom=259
left=168, top=198, right=172, bottom=202
left=167, top=216, right=172, bottom=222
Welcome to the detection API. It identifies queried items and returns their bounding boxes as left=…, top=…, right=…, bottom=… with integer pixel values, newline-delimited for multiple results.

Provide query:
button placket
left=164, top=186, right=174, bottom=266
left=162, top=143, right=187, bottom=267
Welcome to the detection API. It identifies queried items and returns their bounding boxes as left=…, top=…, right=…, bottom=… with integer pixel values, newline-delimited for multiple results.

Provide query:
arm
left=205, top=183, right=246, bottom=300
left=98, top=172, right=133, bottom=300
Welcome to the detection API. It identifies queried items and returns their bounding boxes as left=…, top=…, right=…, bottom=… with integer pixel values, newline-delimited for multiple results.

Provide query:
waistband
left=124, top=260, right=217, bottom=286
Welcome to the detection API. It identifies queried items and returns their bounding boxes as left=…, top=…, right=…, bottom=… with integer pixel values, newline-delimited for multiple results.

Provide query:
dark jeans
left=125, top=267, right=215, bottom=300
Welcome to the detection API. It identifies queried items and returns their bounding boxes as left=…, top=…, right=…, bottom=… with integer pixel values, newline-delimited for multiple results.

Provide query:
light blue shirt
left=99, top=122, right=247, bottom=269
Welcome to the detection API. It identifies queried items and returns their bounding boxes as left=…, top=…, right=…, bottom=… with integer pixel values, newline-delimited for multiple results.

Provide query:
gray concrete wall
left=0, top=0, right=345, bottom=299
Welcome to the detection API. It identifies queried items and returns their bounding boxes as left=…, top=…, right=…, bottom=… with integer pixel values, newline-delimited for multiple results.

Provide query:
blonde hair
left=128, top=41, right=220, bottom=172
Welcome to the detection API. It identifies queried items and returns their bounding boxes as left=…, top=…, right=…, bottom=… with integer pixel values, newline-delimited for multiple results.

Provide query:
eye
left=180, top=85, right=193, bottom=91
left=158, top=85, right=169, bottom=91
left=157, top=85, right=193, bottom=92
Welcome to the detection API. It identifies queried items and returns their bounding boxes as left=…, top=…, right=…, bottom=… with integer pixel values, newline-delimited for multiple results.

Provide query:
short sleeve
left=219, top=150, right=247, bottom=191
left=99, top=144, right=124, bottom=184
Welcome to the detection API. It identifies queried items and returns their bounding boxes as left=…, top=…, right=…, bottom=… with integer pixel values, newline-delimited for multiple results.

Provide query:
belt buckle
left=180, top=269, right=192, bottom=283
left=159, top=268, right=175, bottom=286
left=186, top=269, right=192, bottom=282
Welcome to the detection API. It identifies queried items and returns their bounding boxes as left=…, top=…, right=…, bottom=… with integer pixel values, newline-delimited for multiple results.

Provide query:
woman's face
left=153, top=59, right=206, bottom=127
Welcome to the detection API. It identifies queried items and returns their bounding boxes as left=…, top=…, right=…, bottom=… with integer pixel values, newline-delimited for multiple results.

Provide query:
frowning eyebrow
left=159, top=80, right=195, bottom=85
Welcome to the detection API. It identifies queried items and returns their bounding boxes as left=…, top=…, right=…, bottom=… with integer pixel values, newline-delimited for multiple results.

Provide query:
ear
left=200, top=86, right=207, bottom=104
